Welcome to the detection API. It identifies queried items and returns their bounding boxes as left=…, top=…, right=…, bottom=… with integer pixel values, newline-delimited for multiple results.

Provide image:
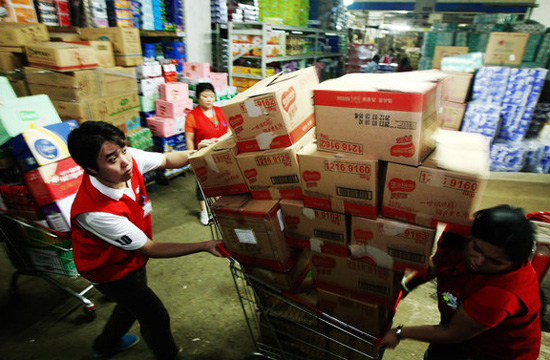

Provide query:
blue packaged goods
left=4, top=120, right=78, bottom=172
left=497, top=105, right=533, bottom=142
left=461, top=103, right=502, bottom=141
left=490, top=141, right=525, bottom=172
left=471, top=66, right=510, bottom=105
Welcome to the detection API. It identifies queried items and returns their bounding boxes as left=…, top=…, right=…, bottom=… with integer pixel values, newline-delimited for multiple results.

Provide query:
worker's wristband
left=395, top=325, right=404, bottom=341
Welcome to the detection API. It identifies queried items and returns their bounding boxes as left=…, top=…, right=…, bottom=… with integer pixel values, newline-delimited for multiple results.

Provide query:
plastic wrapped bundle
left=490, top=141, right=526, bottom=172
left=455, top=31, right=469, bottom=46
left=541, top=144, right=550, bottom=173
left=522, top=34, right=543, bottom=62
left=418, top=56, right=433, bottom=70
left=471, top=66, right=510, bottom=105
left=462, top=102, right=502, bottom=141
left=535, top=34, right=550, bottom=65
left=421, top=31, right=454, bottom=58
left=520, top=140, right=550, bottom=173
left=498, top=106, right=534, bottom=142
left=468, top=32, right=491, bottom=53
left=441, top=52, right=484, bottom=73
left=526, top=101, right=550, bottom=139
left=473, top=13, right=517, bottom=26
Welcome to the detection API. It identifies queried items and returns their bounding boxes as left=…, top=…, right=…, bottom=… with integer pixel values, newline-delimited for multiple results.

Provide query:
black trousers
left=93, top=267, right=179, bottom=360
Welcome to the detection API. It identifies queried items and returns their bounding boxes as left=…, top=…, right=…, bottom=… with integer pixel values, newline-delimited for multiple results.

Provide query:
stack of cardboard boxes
left=188, top=66, right=490, bottom=354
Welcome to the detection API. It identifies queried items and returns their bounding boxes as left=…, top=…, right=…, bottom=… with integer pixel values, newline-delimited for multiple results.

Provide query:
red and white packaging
left=314, top=70, right=447, bottom=165
left=146, top=116, right=185, bottom=137
left=24, top=157, right=84, bottom=207
left=381, top=130, right=490, bottom=235
left=280, top=199, right=349, bottom=257
left=350, top=216, right=436, bottom=273
left=222, top=66, right=318, bottom=152
left=236, top=128, right=315, bottom=200
left=184, top=62, right=211, bottom=79
left=188, top=133, right=249, bottom=197
left=297, top=142, right=380, bottom=219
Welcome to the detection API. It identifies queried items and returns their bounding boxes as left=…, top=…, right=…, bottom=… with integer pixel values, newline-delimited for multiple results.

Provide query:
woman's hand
left=197, top=138, right=219, bottom=149
left=380, top=328, right=401, bottom=349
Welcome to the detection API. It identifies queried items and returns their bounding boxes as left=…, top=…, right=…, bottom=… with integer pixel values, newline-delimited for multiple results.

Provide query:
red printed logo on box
left=284, top=215, right=300, bottom=230
left=303, top=170, right=321, bottom=187
left=194, top=166, right=208, bottom=182
left=281, top=87, right=296, bottom=113
left=244, top=169, right=257, bottom=183
left=390, top=142, right=415, bottom=157
left=353, top=229, right=374, bottom=241
left=229, top=114, right=244, bottom=134
left=388, top=178, right=416, bottom=193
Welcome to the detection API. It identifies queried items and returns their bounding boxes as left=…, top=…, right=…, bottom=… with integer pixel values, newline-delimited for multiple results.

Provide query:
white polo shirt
left=75, top=148, right=163, bottom=250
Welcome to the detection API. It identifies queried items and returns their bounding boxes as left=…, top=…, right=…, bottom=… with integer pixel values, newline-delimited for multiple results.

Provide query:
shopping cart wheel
left=83, top=305, right=96, bottom=322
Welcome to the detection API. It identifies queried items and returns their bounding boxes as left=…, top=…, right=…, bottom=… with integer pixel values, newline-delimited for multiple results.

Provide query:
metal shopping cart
left=200, top=184, right=398, bottom=360
left=0, top=210, right=96, bottom=320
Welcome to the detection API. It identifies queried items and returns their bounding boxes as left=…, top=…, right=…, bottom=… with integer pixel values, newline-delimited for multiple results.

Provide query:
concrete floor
left=0, top=170, right=549, bottom=360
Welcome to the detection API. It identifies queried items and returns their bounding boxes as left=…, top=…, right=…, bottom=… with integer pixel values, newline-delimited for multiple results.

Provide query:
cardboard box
left=25, top=42, right=99, bottom=72
left=484, top=32, right=529, bottom=65
left=317, top=288, right=391, bottom=337
left=0, top=94, right=62, bottom=146
left=222, top=66, right=318, bottom=152
left=66, top=40, right=115, bottom=68
left=310, top=251, right=402, bottom=304
left=280, top=199, right=349, bottom=257
left=441, top=72, right=473, bottom=104
left=244, top=250, right=310, bottom=292
left=350, top=216, right=436, bottom=272
left=314, top=70, right=446, bottom=165
left=188, top=134, right=249, bottom=197
left=41, top=193, right=76, bottom=233
left=0, top=76, right=17, bottom=105
left=381, top=130, right=490, bottom=235
left=80, top=27, right=143, bottom=67
left=432, top=46, right=469, bottom=70
left=0, top=23, right=49, bottom=46
left=212, top=195, right=296, bottom=272
left=49, top=32, right=81, bottom=41
left=439, top=101, right=466, bottom=130
left=145, top=116, right=184, bottom=137
left=0, top=48, right=25, bottom=72
left=297, top=142, right=380, bottom=219
left=236, top=128, right=315, bottom=200
left=4, top=120, right=78, bottom=172
left=25, top=66, right=137, bottom=101
left=159, top=82, right=189, bottom=101
left=183, top=62, right=210, bottom=78
left=24, top=157, right=84, bottom=207
left=52, top=92, right=140, bottom=122
left=155, top=99, right=187, bottom=118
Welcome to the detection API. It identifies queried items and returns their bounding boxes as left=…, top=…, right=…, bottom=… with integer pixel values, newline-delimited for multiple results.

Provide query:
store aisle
left=0, top=171, right=548, bottom=360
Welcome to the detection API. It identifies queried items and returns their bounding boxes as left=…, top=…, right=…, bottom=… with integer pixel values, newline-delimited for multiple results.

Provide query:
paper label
left=235, top=229, right=257, bottom=244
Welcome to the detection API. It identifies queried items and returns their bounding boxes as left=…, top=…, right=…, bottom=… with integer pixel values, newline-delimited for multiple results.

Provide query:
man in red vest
left=68, top=121, right=221, bottom=360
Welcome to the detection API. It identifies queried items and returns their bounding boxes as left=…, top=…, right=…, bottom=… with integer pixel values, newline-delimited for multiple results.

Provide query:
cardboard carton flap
left=425, top=129, right=490, bottom=176
left=314, top=72, right=440, bottom=94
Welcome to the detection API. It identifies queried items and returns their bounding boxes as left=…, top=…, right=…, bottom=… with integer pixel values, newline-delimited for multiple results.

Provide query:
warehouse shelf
left=214, top=22, right=347, bottom=86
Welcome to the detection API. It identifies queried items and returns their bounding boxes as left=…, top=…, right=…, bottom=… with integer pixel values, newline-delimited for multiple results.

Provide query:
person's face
left=198, top=90, right=216, bottom=110
left=89, top=141, right=133, bottom=189
left=464, top=236, right=516, bottom=273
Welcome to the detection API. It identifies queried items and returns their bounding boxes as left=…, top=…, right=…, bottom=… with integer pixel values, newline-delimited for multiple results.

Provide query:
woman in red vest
left=185, top=82, right=229, bottom=225
left=381, top=205, right=541, bottom=360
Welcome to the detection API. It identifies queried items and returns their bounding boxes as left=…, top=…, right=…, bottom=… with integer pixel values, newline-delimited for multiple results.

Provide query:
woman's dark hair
left=68, top=121, right=126, bottom=175
left=196, top=82, right=216, bottom=98
left=470, top=205, right=534, bottom=263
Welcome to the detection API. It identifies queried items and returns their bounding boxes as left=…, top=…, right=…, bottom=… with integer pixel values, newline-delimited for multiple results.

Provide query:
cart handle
left=216, top=243, right=232, bottom=258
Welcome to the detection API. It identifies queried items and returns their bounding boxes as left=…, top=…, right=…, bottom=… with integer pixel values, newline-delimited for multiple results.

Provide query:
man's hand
left=379, top=328, right=401, bottom=349
left=204, top=240, right=223, bottom=257
left=197, top=138, right=219, bottom=149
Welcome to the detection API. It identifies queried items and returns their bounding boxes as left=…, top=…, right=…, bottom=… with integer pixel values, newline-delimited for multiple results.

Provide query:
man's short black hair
left=471, top=205, right=534, bottom=263
left=68, top=121, right=126, bottom=175
left=196, top=82, right=216, bottom=98
left=372, top=54, right=380, bottom=62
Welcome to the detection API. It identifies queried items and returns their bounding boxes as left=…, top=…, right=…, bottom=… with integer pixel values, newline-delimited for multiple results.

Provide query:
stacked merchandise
left=137, top=0, right=162, bottom=30
left=418, top=23, right=456, bottom=70
left=0, top=79, right=83, bottom=234
left=81, top=0, right=109, bottom=27
left=438, top=72, right=474, bottom=131
left=513, top=21, right=547, bottom=67
left=188, top=68, right=490, bottom=354
left=228, top=0, right=259, bottom=23
left=1, top=0, right=38, bottom=23
left=34, top=0, right=71, bottom=26
left=536, top=34, right=550, bottom=68
left=136, top=59, right=165, bottom=129
left=258, top=0, right=309, bottom=27
left=180, top=62, right=236, bottom=106
left=461, top=66, right=549, bottom=173
left=211, top=0, right=228, bottom=23
left=163, top=0, right=184, bottom=32
left=105, top=0, right=136, bottom=28
left=309, top=0, right=348, bottom=31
